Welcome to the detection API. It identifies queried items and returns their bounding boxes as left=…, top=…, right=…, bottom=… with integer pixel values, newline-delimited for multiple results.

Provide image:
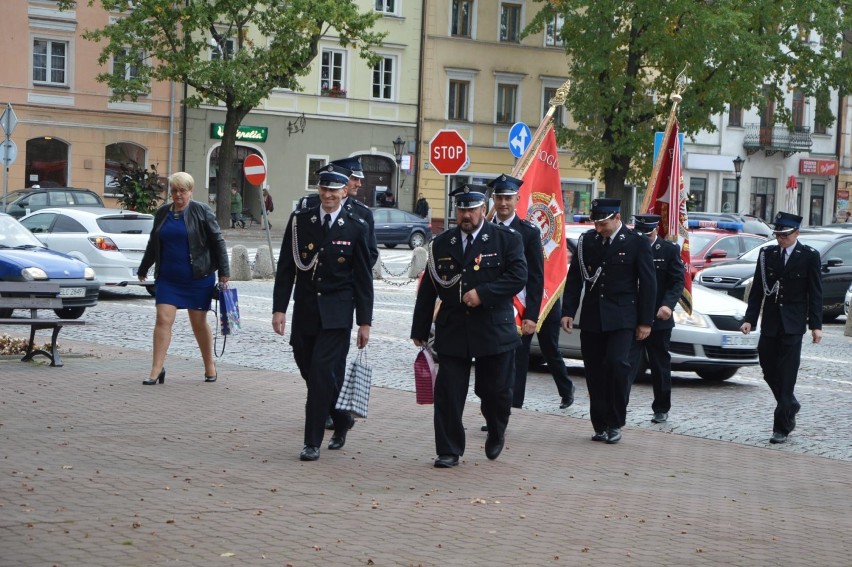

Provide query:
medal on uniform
left=308, top=243, right=314, bottom=250
left=474, top=254, right=482, bottom=271
left=338, top=257, right=345, bottom=263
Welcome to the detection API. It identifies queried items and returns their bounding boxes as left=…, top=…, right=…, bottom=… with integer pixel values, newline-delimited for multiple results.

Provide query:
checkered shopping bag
left=335, top=348, right=372, bottom=418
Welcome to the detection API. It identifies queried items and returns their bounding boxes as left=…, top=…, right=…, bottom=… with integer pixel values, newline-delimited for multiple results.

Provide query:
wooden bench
left=0, top=282, right=87, bottom=367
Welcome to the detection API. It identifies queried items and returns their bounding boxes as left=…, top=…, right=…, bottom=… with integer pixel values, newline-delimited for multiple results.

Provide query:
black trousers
left=512, top=306, right=574, bottom=408
left=290, top=327, right=353, bottom=447
left=434, top=350, right=513, bottom=457
left=628, top=328, right=672, bottom=413
left=580, top=328, right=634, bottom=432
left=757, top=333, right=803, bottom=435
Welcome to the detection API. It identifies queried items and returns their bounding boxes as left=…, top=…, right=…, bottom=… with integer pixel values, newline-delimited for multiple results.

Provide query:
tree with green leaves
left=525, top=0, right=852, bottom=204
left=59, top=0, right=385, bottom=225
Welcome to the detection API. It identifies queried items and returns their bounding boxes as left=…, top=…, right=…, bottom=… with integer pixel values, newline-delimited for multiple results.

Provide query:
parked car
left=3, top=187, right=105, bottom=219
left=531, top=283, right=760, bottom=381
left=687, top=212, right=773, bottom=237
left=19, top=207, right=155, bottom=295
left=697, top=231, right=852, bottom=320
left=0, top=213, right=99, bottom=319
left=687, top=226, right=767, bottom=279
left=371, top=207, right=432, bottom=249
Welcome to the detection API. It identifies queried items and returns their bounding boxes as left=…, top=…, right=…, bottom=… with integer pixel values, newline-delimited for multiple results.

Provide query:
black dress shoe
left=591, top=431, right=608, bottom=442
left=485, top=433, right=505, bottom=460
left=433, top=454, right=459, bottom=468
left=605, top=428, right=622, bottom=444
left=328, top=417, right=354, bottom=450
left=560, top=384, right=575, bottom=409
left=299, top=446, right=320, bottom=461
left=651, top=412, right=668, bottom=423
left=769, top=432, right=787, bottom=444
left=325, top=416, right=335, bottom=430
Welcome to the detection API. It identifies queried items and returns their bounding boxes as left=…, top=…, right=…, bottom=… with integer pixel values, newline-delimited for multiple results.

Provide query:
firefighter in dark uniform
left=486, top=174, right=575, bottom=412
left=560, top=198, right=656, bottom=444
left=627, top=214, right=685, bottom=424
left=272, top=163, right=374, bottom=462
left=331, top=157, right=379, bottom=268
left=411, top=185, right=527, bottom=468
left=740, top=212, right=822, bottom=444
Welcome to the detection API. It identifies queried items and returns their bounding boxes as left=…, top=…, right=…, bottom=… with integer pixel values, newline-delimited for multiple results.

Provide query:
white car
left=20, top=207, right=155, bottom=295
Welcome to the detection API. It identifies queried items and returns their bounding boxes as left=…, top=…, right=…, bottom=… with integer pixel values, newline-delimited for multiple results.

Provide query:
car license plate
left=59, top=287, right=86, bottom=297
left=722, top=334, right=758, bottom=349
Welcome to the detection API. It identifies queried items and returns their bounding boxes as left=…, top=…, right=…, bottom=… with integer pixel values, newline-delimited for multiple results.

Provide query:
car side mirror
left=824, top=258, right=843, bottom=268
left=707, top=249, right=728, bottom=259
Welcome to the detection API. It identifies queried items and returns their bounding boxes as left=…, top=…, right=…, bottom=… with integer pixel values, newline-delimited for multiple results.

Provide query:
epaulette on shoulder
left=519, top=218, right=536, bottom=229
left=295, top=207, right=313, bottom=216
left=803, top=245, right=818, bottom=254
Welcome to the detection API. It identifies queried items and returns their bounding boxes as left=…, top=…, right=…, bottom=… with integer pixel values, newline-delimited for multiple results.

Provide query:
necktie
left=464, top=233, right=474, bottom=256
left=603, top=236, right=611, bottom=249
left=782, top=248, right=788, bottom=265
left=323, top=213, right=331, bottom=235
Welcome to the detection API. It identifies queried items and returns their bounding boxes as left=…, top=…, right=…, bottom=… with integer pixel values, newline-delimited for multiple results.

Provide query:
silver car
left=532, top=277, right=760, bottom=381
left=20, top=207, right=155, bottom=295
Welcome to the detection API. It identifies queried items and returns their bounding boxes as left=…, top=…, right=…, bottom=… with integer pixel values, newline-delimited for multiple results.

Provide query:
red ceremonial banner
left=515, top=127, right=569, bottom=329
left=644, top=119, right=693, bottom=314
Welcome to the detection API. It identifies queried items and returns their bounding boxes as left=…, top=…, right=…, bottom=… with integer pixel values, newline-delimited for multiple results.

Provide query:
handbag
left=335, top=349, right=372, bottom=418
left=414, top=347, right=437, bottom=404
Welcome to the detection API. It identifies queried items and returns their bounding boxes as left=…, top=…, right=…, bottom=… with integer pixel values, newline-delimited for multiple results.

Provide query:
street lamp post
left=733, top=155, right=744, bottom=213
left=391, top=136, right=405, bottom=207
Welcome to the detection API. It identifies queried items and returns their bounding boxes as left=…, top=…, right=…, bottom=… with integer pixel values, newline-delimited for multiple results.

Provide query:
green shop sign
left=210, top=123, right=268, bottom=142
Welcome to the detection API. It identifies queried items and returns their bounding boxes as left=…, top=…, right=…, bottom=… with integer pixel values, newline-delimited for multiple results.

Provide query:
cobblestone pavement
left=2, top=335, right=851, bottom=566
left=56, top=244, right=852, bottom=463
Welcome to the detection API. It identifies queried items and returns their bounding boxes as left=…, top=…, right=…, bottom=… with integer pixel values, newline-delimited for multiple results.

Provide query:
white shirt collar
left=495, top=213, right=516, bottom=226
left=321, top=206, right=343, bottom=224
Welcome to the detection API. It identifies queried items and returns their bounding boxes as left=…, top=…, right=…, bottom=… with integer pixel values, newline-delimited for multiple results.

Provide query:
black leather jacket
left=139, top=200, right=230, bottom=280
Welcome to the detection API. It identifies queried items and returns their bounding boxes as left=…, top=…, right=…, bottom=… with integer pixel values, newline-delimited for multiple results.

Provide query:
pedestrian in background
left=485, top=174, right=575, bottom=416
left=740, top=212, right=822, bottom=444
left=263, top=188, right=274, bottom=229
left=415, top=192, right=430, bottom=218
left=137, top=172, right=230, bottom=385
left=411, top=184, right=527, bottom=468
left=627, top=214, right=685, bottom=424
left=560, top=198, right=656, bottom=444
left=331, top=157, right=379, bottom=267
left=272, top=163, right=374, bottom=462
left=230, top=185, right=243, bottom=228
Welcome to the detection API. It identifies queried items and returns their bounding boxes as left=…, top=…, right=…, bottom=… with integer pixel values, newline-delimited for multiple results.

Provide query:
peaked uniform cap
left=330, top=157, right=365, bottom=179
left=772, top=211, right=803, bottom=234
left=487, top=174, right=523, bottom=195
left=590, top=198, right=621, bottom=221
left=315, top=163, right=352, bottom=189
left=450, top=184, right=488, bottom=209
left=633, top=214, right=661, bottom=233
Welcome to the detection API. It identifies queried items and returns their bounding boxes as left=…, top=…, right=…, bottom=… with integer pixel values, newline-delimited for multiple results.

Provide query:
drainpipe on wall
left=414, top=0, right=426, bottom=213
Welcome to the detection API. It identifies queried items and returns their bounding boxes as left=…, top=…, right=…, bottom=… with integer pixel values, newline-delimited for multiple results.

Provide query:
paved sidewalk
left=1, top=341, right=850, bottom=567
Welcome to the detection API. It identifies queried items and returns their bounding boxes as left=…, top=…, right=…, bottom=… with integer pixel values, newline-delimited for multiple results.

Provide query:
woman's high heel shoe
left=204, top=373, right=217, bottom=383
left=143, top=368, right=165, bottom=385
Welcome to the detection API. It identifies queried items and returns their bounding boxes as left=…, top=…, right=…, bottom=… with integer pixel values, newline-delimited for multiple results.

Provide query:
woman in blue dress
left=138, top=172, right=230, bottom=385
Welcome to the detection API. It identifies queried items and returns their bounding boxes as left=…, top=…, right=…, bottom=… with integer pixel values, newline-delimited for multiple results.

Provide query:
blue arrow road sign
left=508, top=122, right=531, bottom=158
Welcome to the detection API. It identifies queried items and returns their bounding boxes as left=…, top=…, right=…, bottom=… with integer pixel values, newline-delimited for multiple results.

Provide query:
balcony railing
left=743, top=123, right=812, bottom=157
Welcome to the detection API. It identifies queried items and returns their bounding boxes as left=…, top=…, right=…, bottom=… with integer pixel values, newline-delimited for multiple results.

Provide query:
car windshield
left=689, top=233, right=717, bottom=251
left=96, top=216, right=153, bottom=234
left=0, top=215, right=47, bottom=248
left=740, top=236, right=830, bottom=261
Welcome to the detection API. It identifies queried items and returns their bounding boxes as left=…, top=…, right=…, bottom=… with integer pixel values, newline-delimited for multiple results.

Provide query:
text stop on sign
left=429, top=129, right=467, bottom=175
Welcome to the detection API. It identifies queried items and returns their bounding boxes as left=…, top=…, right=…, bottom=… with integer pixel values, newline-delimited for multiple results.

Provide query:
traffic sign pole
left=1, top=103, right=18, bottom=210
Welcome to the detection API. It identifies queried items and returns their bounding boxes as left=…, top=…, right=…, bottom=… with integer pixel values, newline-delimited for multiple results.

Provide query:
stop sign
left=429, top=129, right=467, bottom=175
left=243, top=154, right=267, bottom=185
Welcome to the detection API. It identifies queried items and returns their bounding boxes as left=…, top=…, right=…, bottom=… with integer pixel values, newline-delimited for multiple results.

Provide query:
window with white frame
left=33, top=38, right=68, bottom=85
left=307, top=156, right=329, bottom=189
left=545, top=13, right=564, bottom=47
left=496, top=83, right=518, bottom=124
left=499, top=2, right=522, bottom=43
left=320, top=49, right=346, bottom=94
left=372, top=56, right=395, bottom=100
left=375, top=0, right=398, bottom=16
left=451, top=0, right=474, bottom=38
left=113, top=47, right=143, bottom=81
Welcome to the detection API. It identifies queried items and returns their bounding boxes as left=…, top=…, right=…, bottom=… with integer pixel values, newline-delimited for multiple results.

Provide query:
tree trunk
left=602, top=153, right=633, bottom=217
left=215, top=104, right=251, bottom=227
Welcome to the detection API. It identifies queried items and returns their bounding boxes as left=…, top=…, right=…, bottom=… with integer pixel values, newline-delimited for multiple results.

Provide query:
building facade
left=182, top=0, right=422, bottom=221
left=0, top=1, right=180, bottom=204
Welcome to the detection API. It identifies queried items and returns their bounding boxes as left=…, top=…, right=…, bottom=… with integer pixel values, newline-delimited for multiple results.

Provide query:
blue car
left=0, top=213, right=99, bottom=319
